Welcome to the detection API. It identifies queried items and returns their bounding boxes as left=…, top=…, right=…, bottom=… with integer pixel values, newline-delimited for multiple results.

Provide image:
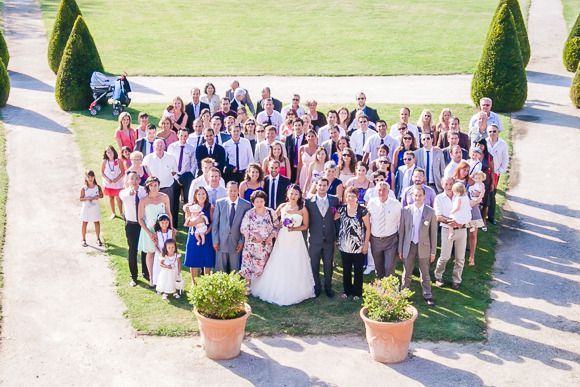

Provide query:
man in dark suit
left=134, top=124, right=158, bottom=157
left=195, top=128, right=226, bottom=174
left=349, top=91, right=380, bottom=124
left=398, top=185, right=438, bottom=307
left=264, top=160, right=291, bottom=209
left=184, top=87, right=210, bottom=132
left=285, top=118, right=307, bottom=184
left=306, top=178, right=340, bottom=297
left=256, top=86, right=283, bottom=114
left=442, top=132, right=469, bottom=165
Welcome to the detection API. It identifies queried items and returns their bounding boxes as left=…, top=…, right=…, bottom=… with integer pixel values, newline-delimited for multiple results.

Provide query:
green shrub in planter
left=48, top=0, right=82, bottom=74
left=571, top=63, right=580, bottom=108
left=564, top=13, right=580, bottom=72
left=362, top=276, right=414, bottom=322
left=188, top=272, right=247, bottom=320
left=471, top=3, right=527, bottom=112
left=496, top=0, right=530, bottom=67
left=0, top=29, right=9, bottom=67
left=55, top=15, right=104, bottom=111
left=0, top=59, right=10, bottom=107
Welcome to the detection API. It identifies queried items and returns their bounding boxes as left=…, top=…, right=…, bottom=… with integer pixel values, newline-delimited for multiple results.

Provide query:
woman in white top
left=200, top=82, right=220, bottom=114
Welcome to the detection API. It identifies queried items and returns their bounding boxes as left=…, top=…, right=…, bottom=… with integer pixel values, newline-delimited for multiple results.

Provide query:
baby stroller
left=88, top=72, right=132, bottom=116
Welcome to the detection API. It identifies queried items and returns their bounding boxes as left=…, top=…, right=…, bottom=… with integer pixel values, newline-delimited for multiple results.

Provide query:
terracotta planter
left=194, top=303, right=251, bottom=360
left=360, top=306, right=418, bottom=363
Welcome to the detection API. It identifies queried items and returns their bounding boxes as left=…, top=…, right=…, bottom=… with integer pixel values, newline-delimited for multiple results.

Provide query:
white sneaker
left=109, top=213, right=116, bottom=220
left=173, top=293, right=180, bottom=299
left=129, top=280, right=137, bottom=287
left=161, top=294, right=168, bottom=300
left=363, top=266, right=374, bottom=275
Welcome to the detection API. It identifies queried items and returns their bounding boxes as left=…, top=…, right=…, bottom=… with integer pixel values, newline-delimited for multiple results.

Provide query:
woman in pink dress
left=115, top=112, right=136, bottom=151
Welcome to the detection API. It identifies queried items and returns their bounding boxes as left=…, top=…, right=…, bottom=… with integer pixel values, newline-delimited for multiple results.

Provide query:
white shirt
left=256, top=110, right=284, bottom=130
left=223, top=137, right=254, bottom=170
left=363, top=133, right=398, bottom=161
left=317, top=125, right=346, bottom=145
left=206, top=185, right=227, bottom=206
left=468, top=159, right=482, bottom=176
left=397, top=164, right=415, bottom=196
left=486, top=137, right=509, bottom=174
left=443, top=159, right=466, bottom=178
left=366, top=197, right=402, bottom=237
left=188, top=175, right=226, bottom=203
left=187, top=132, right=205, bottom=149
left=143, top=152, right=178, bottom=188
left=254, top=139, right=286, bottom=164
left=434, top=192, right=453, bottom=228
left=167, top=141, right=196, bottom=175
left=390, top=122, right=419, bottom=141
left=135, top=127, right=147, bottom=140
left=468, top=111, right=503, bottom=132
left=350, top=128, right=377, bottom=156
left=411, top=204, right=424, bottom=244
left=281, top=104, right=305, bottom=118
left=119, top=186, right=147, bottom=222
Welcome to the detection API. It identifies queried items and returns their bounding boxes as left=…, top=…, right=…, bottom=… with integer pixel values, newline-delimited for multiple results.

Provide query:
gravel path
left=0, top=0, right=579, bottom=386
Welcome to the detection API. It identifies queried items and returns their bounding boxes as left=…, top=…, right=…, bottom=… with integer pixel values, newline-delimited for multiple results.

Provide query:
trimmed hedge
left=47, top=0, right=82, bottom=74
left=55, top=16, right=103, bottom=111
left=498, top=0, right=530, bottom=67
left=0, top=30, right=9, bottom=67
left=564, top=14, right=580, bottom=72
left=572, top=63, right=580, bottom=108
left=0, top=59, right=9, bottom=107
left=471, top=3, right=527, bottom=112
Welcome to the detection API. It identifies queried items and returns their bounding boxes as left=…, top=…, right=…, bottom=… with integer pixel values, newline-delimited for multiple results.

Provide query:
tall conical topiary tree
left=571, top=63, right=580, bottom=108
left=471, top=3, right=527, bottom=112
left=0, top=29, right=9, bottom=67
left=563, top=13, right=580, bottom=72
left=497, top=0, right=530, bottom=67
left=0, top=59, right=10, bottom=107
left=47, top=0, right=82, bottom=74
left=55, top=15, right=104, bottom=111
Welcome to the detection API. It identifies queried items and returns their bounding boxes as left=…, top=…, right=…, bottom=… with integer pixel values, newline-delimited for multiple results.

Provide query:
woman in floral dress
left=239, top=190, right=280, bottom=288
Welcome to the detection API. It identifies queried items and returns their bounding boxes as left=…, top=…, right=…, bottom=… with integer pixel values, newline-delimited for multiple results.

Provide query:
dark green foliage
left=564, top=14, right=580, bottom=72
left=47, top=0, right=82, bottom=74
left=498, top=0, right=530, bottom=67
left=0, top=30, right=9, bottom=67
left=0, top=59, right=9, bottom=107
left=571, top=63, right=580, bottom=108
left=55, top=16, right=104, bottom=111
left=188, top=272, right=247, bottom=320
left=471, top=3, right=527, bottom=112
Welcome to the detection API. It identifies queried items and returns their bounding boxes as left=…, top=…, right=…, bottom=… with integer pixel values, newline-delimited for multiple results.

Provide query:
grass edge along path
left=71, top=103, right=510, bottom=341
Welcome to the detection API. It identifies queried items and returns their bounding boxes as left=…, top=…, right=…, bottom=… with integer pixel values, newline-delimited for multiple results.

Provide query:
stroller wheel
left=89, top=108, right=98, bottom=116
left=112, top=108, right=120, bottom=116
left=94, top=104, right=102, bottom=112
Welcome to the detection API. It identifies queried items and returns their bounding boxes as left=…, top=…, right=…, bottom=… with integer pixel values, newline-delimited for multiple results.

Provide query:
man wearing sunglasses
left=395, top=151, right=416, bottom=199
left=349, top=92, right=380, bottom=124
left=414, top=134, right=445, bottom=193
left=485, top=124, right=508, bottom=225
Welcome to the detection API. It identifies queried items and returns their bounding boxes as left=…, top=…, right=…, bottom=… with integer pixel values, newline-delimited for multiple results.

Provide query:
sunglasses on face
left=374, top=179, right=385, bottom=182
left=403, top=137, right=412, bottom=140
left=404, top=158, right=413, bottom=161
left=488, top=130, right=497, bottom=133
left=256, top=130, right=265, bottom=133
left=342, top=154, right=351, bottom=157
left=379, top=160, right=388, bottom=164
left=422, top=137, right=431, bottom=141
left=247, top=122, right=255, bottom=126
left=357, top=97, right=365, bottom=100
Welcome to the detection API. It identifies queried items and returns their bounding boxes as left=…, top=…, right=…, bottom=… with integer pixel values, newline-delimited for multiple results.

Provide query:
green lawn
left=71, top=103, right=510, bottom=341
left=40, top=0, right=509, bottom=76
left=562, top=0, right=580, bottom=29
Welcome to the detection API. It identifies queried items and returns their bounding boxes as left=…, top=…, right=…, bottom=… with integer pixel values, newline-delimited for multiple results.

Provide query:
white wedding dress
left=251, top=211, right=315, bottom=306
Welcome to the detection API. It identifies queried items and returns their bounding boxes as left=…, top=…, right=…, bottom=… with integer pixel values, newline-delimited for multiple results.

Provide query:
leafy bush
left=0, top=59, right=9, bottom=107
left=497, top=0, right=530, bottom=67
left=55, top=15, right=104, bottom=111
left=48, top=0, right=82, bottom=74
left=571, top=63, right=580, bottom=108
left=564, top=13, right=580, bottom=72
left=471, top=3, right=527, bottom=112
left=188, top=272, right=248, bottom=320
left=0, top=30, right=9, bottom=67
left=362, top=276, right=414, bottom=323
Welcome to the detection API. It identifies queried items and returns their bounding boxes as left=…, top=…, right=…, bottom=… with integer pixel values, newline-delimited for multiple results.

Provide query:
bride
left=251, top=184, right=315, bottom=306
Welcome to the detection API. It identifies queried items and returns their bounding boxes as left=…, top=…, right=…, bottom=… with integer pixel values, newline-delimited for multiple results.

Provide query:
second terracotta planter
left=194, top=303, right=251, bottom=360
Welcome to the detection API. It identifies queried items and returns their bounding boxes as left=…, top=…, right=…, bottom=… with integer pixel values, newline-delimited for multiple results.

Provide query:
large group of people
left=79, top=81, right=509, bottom=306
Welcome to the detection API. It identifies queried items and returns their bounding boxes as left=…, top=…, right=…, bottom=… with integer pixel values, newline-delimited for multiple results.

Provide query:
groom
left=306, top=178, right=340, bottom=297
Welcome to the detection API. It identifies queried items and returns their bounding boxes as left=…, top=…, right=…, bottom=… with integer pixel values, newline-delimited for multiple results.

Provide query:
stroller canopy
left=90, top=71, right=110, bottom=88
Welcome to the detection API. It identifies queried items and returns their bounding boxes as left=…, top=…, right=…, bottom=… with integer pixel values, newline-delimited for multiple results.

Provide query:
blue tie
left=235, top=142, right=240, bottom=170
left=229, top=202, right=236, bottom=227
left=426, top=150, right=431, bottom=184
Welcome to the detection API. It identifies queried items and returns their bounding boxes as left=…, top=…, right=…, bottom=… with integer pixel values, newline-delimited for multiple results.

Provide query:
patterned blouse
left=337, top=204, right=368, bottom=254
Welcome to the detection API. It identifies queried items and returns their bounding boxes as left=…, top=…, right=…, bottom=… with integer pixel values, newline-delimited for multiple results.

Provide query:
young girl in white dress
left=80, top=170, right=104, bottom=247
left=153, top=213, right=175, bottom=287
left=449, top=182, right=472, bottom=240
left=156, top=239, right=181, bottom=300
left=101, top=145, right=125, bottom=220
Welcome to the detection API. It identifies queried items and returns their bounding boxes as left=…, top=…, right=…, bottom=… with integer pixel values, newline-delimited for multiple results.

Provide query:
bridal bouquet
left=282, top=217, right=297, bottom=228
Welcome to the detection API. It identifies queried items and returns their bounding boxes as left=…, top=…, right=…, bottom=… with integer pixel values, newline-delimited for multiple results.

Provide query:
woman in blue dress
left=184, top=186, right=215, bottom=284
left=239, top=163, right=264, bottom=203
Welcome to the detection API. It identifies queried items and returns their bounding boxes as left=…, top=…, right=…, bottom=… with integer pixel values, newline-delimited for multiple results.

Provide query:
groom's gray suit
left=211, top=197, right=251, bottom=272
left=306, top=194, right=339, bottom=296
